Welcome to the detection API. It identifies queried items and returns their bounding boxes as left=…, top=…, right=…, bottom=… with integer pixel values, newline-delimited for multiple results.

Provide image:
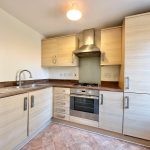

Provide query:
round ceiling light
left=66, top=2, right=82, bottom=21
left=67, top=9, right=82, bottom=21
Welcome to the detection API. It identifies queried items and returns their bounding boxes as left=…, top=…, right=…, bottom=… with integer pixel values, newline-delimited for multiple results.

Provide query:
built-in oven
left=70, top=88, right=99, bottom=121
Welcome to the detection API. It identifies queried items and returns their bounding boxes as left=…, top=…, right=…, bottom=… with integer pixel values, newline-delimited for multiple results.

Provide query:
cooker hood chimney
left=74, top=29, right=100, bottom=57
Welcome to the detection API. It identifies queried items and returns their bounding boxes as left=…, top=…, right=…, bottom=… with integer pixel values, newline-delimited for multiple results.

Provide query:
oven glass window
left=74, top=98, right=94, bottom=113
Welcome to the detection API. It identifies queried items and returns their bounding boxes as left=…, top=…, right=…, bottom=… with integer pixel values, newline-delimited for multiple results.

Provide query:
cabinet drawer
left=54, top=100, right=70, bottom=108
left=54, top=107, right=69, bottom=115
left=54, top=94, right=70, bottom=101
left=54, top=113, right=70, bottom=121
left=54, top=87, right=70, bottom=95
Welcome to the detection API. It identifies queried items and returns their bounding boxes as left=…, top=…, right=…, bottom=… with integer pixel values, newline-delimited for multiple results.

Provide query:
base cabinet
left=99, top=91, right=123, bottom=133
left=0, top=93, right=28, bottom=150
left=53, top=87, right=70, bottom=121
left=0, top=87, right=52, bottom=150
left=123, top=93, right=150, bottom=140
left=29, top=88, right=53, bottom=135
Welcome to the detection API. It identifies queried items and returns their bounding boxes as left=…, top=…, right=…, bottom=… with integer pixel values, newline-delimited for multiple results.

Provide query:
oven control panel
left=71, top=88, right=99, bottom=97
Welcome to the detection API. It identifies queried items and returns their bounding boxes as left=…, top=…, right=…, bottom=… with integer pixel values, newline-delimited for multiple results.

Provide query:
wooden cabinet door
left=42, top=38, right=58, bottom=66
left=99, top=91, right=123, bottom=133
left=56, top=35, right=78, bottom=66
left=123, top=93, right=150, bottom=140
left=124, top=14, right=150, bottom=93
left=42, top=35, right=78, bottom=67
left=29, top=88, right=52, bottom=135
left=101, top=27, right=122, bottom=65
left=0, top=93, right=28, bottom=150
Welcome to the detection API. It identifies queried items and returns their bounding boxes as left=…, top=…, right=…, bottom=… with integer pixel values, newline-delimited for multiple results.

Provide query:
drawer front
left=54, top=107, right=70, bottom=115
left=54, top=94, right=70, bottom=101
left=54, top=87, right=70, bottom=95
left=54, top=113, right=70, bottom=121
left=54, top=100, right=69, bottom=108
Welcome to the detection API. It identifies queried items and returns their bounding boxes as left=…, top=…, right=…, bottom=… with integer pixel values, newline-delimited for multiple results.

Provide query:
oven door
left=70, top=94, right=99, bottom=121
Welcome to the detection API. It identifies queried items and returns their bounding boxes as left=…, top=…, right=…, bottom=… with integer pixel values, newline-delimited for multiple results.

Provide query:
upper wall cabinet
left=42, top=35, right=79, bottom=67
left=100, top=27, right=122, bottom=65
left=124, top=13, right=150, bottom=93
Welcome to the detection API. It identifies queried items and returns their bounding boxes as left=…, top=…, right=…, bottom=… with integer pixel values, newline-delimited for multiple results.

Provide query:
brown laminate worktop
left=0, top=80, right=123, bottom=98
left=51, top=83, right=123, bottom=92
left=0, top=84, right=51, bottom=98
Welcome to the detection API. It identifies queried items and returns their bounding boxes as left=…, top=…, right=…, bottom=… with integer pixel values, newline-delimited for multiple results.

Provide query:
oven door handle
left=70, top=94, right=99, bottom=100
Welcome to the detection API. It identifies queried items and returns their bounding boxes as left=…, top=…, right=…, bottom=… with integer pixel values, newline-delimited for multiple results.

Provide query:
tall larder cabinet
left=123, top=13, right=150, bottom=140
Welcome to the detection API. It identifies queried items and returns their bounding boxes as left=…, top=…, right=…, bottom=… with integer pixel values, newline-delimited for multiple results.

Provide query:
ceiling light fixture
left=66, top=2, right=82, bottom=21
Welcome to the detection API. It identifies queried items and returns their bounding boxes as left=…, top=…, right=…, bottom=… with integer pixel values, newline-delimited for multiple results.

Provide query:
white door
left=29, top=87, right=52, bottom=135
left=123, top=93, right=150, bottom=140
left=124, top=14, right=150, bottom=93
left=0, top=93, right=28, bottom=150
left=99, top=91, right=123, bottom=133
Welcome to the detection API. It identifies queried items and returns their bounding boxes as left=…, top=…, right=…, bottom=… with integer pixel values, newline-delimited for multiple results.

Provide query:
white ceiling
left=0, top=0, right=150, bottom=37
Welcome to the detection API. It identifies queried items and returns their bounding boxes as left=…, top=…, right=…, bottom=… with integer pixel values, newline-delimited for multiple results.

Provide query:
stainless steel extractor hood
left=74, top=29, right=100, bottom=57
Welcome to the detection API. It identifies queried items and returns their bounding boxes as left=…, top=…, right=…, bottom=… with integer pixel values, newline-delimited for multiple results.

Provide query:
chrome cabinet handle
left=31, top=95, right=34, bottom=108
left=72, top=53, right=74, bottom=64
left=52, top=55, right=56, bottom=64
left=125, top=77, right=130, bottom=89
left=100, top=94, right=103, bottom=105
left=55, top=56, right=57, bottom=64
left=101, top=52, right=105, bottom=62
left=24, top=97, right=28, bottom=111
left=124, top=96, right=129, bottom=109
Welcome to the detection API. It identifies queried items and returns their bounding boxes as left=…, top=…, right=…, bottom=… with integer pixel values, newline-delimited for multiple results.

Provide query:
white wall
left=0, top=8, right=49, bottom=82
left=0, top=8, right=119, bottom=82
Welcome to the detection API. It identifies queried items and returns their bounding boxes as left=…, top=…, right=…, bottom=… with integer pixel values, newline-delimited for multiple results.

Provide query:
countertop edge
left=0, top=83, right=123, bottom=99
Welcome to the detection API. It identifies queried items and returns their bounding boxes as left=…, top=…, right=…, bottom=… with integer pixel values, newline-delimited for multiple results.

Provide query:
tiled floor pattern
left=22, top=123, right=150, bottom=150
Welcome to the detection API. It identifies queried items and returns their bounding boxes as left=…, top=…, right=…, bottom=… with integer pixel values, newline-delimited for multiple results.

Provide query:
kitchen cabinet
left=0, top=93, right=28, bottom=150
left=100, top=26, right=122, bottom=65
left=53, top=87, right=70, bottom=121
left=123, top=13, right=150, bottom=93
left=29, top=87, right=53, bottom=135
left=42, top=35, right=78, bottom=67
left=123, top=93, right=150, bottom=140
left=99, top=91, right=123, bottom=133
left=0, top=87, right=52, bottom=149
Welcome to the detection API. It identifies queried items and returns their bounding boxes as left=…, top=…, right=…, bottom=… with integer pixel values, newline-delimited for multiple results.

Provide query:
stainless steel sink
left=0, top=87, right=21, bottom=94
left=0, top=84, right=48, bottom=94
left=16, top=83, right=47, bottom=89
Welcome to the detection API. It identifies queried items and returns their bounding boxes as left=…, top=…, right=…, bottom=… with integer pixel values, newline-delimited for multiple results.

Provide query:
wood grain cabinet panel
left=124, top=13, right=150, bottom=93
left=0, top=93, right=28, bottom=150
left=28, top=87, right=53, bottom=135
left=101, top=27, right=122, bottom=65
left=123, top=93, right=150, bottom=140
left=53, top=87, right=70, bottom=120
left=42, top=35, right=78, bottom=67
left=99, top=91, right=123, bottom=133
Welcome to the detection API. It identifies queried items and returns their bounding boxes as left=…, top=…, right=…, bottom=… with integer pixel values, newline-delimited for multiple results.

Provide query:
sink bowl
left=16, top=83, right=47, bottom=89
left=0, top=87, right=21, bottom=94
left=0, top=84, right=48, bottom=94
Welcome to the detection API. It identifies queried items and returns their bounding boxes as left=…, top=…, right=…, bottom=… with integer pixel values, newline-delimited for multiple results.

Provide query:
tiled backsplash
left=48, top=67, right=79, bottom=80
left=101, top=65, right=120, bottom=81
left=47, top=65, right=120, bottom=82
